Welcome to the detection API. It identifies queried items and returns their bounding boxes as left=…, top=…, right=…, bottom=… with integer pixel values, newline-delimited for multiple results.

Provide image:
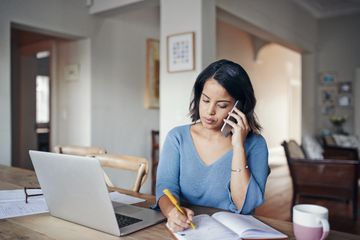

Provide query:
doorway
left=11, top=28, right=56, bottom=170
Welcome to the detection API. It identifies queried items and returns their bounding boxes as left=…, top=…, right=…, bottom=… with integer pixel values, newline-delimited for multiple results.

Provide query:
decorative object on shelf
left=167, top=32, right=195, bottom=73
left=329, top=115, right=347, bottom=134
left=145, top=39, right=160, bottom=109
left=319, top=72, right=336, bottom=85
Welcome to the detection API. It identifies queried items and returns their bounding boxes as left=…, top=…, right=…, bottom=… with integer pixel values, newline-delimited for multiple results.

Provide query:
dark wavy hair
left=189, top=59, right=262, bottom=133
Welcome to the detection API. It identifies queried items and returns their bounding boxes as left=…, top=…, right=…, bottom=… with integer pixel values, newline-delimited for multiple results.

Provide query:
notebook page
left=212, top=212, right=286, bottom=238
left=173, top=214, right=238, bottom=240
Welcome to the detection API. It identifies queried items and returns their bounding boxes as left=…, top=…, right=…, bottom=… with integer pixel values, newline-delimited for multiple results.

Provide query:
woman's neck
left=193, top=122, right=224, bottom=140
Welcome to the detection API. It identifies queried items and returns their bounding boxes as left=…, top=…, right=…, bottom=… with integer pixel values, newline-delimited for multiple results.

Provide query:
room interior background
left=1, top=0, right=359, bottom=194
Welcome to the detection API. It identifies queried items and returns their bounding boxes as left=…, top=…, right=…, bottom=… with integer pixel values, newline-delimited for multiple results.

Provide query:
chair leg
left=290, top=193, right=297, bottom=220
left=353, top=197, right=357, bottom=221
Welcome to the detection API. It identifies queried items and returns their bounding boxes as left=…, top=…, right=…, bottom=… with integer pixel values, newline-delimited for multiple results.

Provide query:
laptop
left=29, top=150, right=165, bottom=236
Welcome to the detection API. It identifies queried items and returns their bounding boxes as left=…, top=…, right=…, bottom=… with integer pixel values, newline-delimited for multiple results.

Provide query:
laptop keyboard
left=115, top=213, right=142, bottom=228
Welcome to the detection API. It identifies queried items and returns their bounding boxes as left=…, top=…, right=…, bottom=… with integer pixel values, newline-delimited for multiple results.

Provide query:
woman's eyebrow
left=202, top=93, right=231, bottom=103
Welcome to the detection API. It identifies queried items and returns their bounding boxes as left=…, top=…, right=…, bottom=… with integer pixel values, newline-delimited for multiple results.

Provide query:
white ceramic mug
left=292, top=204, right=330, bottom=240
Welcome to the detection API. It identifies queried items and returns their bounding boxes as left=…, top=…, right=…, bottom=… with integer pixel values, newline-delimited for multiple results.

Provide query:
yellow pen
left=163, top=188, right=196, bottom=229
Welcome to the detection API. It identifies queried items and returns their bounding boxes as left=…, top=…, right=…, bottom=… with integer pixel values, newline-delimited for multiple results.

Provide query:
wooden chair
left=95, top=154, right=148, bottom=193
left=282, top=140, right=359, bottom=221
left=151, top=130, right=159, bottom=195
left=54, top=145, right=107, bottom=156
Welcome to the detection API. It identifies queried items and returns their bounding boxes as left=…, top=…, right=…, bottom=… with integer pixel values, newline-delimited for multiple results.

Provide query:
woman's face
left=199, top=79, right=235, bottom=131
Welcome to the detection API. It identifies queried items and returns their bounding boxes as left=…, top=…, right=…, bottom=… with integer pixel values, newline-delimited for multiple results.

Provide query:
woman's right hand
left=166, top=207, right=194, bottom=232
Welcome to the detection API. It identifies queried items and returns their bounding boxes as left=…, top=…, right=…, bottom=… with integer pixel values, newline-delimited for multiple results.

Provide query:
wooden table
left=0, top=164, right=359, bottom=239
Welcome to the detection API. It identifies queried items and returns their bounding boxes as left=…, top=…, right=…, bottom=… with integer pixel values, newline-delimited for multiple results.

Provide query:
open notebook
left=170, top=212, right=287, bottom=240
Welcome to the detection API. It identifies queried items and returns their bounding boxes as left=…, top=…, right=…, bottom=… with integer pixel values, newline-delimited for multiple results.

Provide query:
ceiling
left=292, top=0, right=360, bottom=18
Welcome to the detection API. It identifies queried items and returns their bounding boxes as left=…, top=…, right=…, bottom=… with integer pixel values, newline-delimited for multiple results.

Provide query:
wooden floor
left=254, top=164, right=360, bottom=235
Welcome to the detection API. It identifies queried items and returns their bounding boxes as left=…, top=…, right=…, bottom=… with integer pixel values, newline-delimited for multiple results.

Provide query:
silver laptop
left=29, top=150, right=165, bottom=236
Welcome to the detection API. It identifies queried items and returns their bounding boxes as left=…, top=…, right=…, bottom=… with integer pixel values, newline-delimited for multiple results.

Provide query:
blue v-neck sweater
left=155, top=124, right=269, bottom=214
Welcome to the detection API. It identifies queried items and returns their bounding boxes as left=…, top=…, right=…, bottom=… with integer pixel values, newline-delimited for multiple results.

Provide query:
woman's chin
left=201, top=122, right=220, bottom=130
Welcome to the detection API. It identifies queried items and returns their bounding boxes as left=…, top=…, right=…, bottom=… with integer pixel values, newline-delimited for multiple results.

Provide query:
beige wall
left=56, top=39, right=91, bottom=147
left=0, top=0, right=92, bottom=166
left=91, top=5, right=160, bottom=193
left=217, top=21, right=301, bottom=150
left=159, top=0, right=216, bottom=144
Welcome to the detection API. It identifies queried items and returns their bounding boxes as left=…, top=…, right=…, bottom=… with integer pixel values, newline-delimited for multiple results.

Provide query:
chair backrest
left=286, top=140, right=305, bottom=159
left=322, top=135, right=359, bottom=160
left=95, top=154, right=149, bottom=193
left=54, top=145, right=107, bottom=156
left=282, top=140, right=358, bottom=197
left=323, top=135, right=336, bottom=146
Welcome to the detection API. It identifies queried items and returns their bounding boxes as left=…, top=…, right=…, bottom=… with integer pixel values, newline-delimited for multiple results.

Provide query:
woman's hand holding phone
left=222, top=101, right=250, bottom=147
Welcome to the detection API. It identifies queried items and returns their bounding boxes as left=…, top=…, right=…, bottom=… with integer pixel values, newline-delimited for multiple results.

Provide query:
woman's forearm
left=158, top=195, right=176, bottom=218
left=230, top=144, right=250, bottom=209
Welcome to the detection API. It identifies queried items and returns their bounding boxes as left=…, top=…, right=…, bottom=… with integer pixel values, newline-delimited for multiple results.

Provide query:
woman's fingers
left=167, top=207, right=195, bottom=232
left=229, top=108, right=250, bottom=131
left=167, top=221, right=186, bottom=232
left=168, top=208, right=190, bottom=228
left=184, top=208, right=194, bottom=222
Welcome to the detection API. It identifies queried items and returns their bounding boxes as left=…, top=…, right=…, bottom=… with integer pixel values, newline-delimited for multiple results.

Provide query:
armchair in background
left=322, top=135, right=359, bottom=160
left=282, top=140, right=359, bottom=221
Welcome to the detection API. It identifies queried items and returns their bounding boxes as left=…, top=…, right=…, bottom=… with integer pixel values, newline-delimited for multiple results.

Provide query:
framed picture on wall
left=338, top=95, right=351, bottom=107
left=321, top=103, right=335, bottom=115
left=319, top=86, right=337, bottom=105
left=145, top=39, right=160, bottom=109
left=167, top=32, right=195, bottom=73
left=338, top=82, right=352, bottom=93
left=319, top=72, right=337, bottom=85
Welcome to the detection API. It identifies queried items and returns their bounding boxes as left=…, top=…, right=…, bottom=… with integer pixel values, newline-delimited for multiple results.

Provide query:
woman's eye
left=202, top=99, right=210, bottom=103
left=218, top=104, right=228, bottom=109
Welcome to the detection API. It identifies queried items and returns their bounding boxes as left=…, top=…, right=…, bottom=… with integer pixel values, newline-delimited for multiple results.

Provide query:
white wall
left=91, top=6, right=160, bottom=193
left=90, top=0, right=144, bottom=14
left=0, top=0, right=92, bottom=165
left=316, top=14, right=360, bottom=134
left=216, top=0, right=317, bottom=52
left=216, top=0, right=317, bottom=141
left=56, top=39, right=91, bottom=146
left=217, top=21, right=301, bottom=149
left=356, top=68, right=360, bottom=138
left=159, top=0, right=216, bottom=144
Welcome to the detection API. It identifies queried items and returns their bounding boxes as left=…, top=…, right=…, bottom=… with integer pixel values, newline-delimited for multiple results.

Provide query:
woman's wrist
left=232, top=142, right=245, bottom=150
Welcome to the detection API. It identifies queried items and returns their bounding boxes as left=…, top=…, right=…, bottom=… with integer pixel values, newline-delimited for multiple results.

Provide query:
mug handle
left=318, top=217, right=329, bottom=240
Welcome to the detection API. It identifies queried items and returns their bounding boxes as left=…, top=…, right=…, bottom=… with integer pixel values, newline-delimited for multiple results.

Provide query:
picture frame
left=319, top=72, right=336, bottom=85
left=338, top=95, right=351, bottom=107
left=319, top=86, right=337, bottom=105
left=338, top=82, right=352, bottom=93
left=321, top=103, right=335, bottom=115
left=145, top=39, right=160, bottom=109
left=167, top=32, right=195, bottom=73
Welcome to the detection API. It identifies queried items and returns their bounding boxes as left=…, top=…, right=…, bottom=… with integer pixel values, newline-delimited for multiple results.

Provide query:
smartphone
left=221, top=100, right=241, bottom=137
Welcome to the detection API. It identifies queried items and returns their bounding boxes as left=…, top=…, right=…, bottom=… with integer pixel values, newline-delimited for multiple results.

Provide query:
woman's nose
left=207, top=104, right=216, bottom=115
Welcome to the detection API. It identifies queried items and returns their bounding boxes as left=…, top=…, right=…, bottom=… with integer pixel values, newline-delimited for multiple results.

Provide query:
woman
left=156, top=59, right=269, bottom=232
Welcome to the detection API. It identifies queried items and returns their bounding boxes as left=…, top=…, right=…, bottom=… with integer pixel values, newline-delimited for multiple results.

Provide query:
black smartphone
left=220, top=100, right=241, bottom=137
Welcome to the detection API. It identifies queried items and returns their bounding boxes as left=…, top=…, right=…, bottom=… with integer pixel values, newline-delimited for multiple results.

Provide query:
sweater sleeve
left=154, top=130, right=181, bottom=208
left=227, top=135, right=269, bottom=214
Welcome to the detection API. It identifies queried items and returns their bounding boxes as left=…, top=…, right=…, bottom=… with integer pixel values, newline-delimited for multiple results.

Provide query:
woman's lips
left=204, top=117, right=216, bottom=124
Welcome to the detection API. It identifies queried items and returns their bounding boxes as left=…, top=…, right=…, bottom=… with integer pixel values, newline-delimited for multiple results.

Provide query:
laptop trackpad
left=114, top=203, right=144, bottom=216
